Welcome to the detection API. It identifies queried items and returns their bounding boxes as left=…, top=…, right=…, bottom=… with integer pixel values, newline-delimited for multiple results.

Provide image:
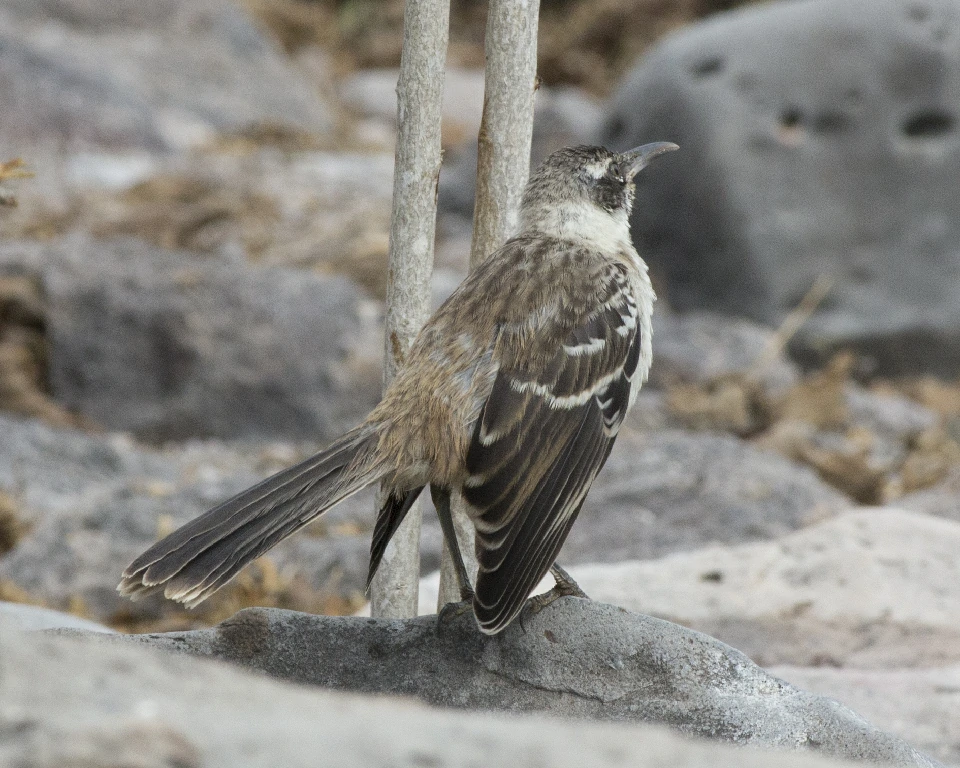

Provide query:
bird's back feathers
left=460, top=254, right=647, bottom=633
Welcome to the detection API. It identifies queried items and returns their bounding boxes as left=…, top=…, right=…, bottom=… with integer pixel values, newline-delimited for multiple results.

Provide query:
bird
left=118, top=141, right=679, bottom=635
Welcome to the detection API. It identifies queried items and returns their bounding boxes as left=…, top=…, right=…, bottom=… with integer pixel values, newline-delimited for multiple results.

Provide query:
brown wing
left=463, top=263, right=643, bottom=634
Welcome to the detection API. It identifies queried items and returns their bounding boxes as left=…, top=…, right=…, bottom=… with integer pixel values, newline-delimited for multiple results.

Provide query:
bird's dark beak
left=621, top=142, right=679, bottom=179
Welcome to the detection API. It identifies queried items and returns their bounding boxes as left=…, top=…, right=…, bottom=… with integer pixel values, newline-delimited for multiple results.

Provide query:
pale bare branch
left=371, top=0, right=450, bottom=619
left=439, top=0, right=541, bottom=608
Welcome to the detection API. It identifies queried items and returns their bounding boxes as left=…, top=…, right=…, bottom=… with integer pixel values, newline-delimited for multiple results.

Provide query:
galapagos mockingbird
left=119, top=142, right=679, bottom=634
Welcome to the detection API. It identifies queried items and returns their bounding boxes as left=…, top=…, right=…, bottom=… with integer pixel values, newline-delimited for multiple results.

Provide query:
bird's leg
left=549, top=563, right=589, bottom=599
left=527, top=562, right=590, bottom=616
left=431, top=485, right=475, bottom=603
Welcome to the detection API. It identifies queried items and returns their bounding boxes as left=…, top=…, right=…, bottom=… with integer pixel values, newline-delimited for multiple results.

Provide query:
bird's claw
left=517, top=566, right=590, bottom=631
left=437, top=595, right=474, bottom=626
left=549, top=563, right=590, bottom=600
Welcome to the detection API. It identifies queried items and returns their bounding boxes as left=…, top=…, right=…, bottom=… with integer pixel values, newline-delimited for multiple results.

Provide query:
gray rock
left=558, top=428, right=850, bottom=565
left=534, top=86, right=607, bottom=154
left=650, top=310, right=799, bottom=392
left=841, top=385, right=942, bottom=472
left=844, top=386, right=940, bottom=443
left=898, top=469, right=960, bottom=523
left=342, top=68, right=604, bottom=172
left=2, top=0, right=245, bottom=30
left=0, top=0, right=331, bottom=152
left=0, top=236, right=380, bottom=442
left=0, top=413, right=848, bottom=624
left=0, top=413, right=379, bottom=623
left=772, top=665, right=960, bottom=768
left=79, top=602, right=940, bottom=767
left=565, top=509, right=960, bottom=669
left=604, top=0, right=960, bottom=376
left=0, top=601, right=115, bottom=633
left=2, top=622, right=918, bottom=768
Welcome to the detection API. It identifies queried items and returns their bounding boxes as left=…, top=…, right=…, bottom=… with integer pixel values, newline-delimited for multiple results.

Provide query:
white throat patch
left=529, top=201, right=633, bottom=254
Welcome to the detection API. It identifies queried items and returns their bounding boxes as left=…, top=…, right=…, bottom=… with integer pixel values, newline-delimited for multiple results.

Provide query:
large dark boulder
left=0, top=236, right=380, bottom=442
left=604, top=0, right=960, bottom=375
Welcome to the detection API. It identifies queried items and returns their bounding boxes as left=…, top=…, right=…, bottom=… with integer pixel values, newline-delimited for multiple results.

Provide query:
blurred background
left=0, top=0, right=959, bottom=760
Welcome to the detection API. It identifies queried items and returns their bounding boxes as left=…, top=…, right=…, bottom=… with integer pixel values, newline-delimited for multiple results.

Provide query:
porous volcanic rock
left=604, top=0, right=960, bottom=375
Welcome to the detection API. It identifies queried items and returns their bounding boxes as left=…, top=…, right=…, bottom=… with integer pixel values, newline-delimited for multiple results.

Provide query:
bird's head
left=517, top=142, right=678, bottom=249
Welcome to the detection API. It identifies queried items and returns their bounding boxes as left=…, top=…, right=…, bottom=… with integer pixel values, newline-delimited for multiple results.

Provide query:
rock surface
left=563, top=509, right=960, bottom=669
left=1, top=621, right=915, bottom=768
left=0, top=406, right=851, bottom=627
left=70, top=601, right=940, bottom=767
left=649, top=310, right=800, bottom=392
left=899, top=469, right=960, bottom=523
left=772, top=665, right=960, bottom=768
left=604, top=0, right=960, bottom=375
left=0, top=412, right=385, bottom=625
left=0, top=0, right=331, bottom=152
left=340, top=67, right=486, bottom=142
left=558, top=428, right=849, bottom=565
left=0, top=236, right=380, bottom=442
left=0, top=601, right=115, bottom=633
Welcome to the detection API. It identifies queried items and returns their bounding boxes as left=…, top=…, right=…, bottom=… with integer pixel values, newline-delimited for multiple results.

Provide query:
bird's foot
left=549, top=563, right=589, bottom=600
left=526, top=566, right=589, bottom=618
left=437, top=587, right=475, bottom=626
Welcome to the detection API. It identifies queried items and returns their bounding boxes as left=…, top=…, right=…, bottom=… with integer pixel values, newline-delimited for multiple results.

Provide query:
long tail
left=118, top=425, right=387, bottom=607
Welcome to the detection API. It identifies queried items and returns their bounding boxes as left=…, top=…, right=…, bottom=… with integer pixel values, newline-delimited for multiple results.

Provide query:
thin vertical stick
left=469, top=0, right=541, bottom=268
left=438, top=0, right=541, bottom=608
left=371, top=0, right=450, bottom=619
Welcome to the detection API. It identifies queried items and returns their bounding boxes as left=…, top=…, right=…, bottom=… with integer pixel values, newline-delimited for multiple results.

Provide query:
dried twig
left=439, top=0, right=541, bottom=607
left=468, top=0, right=542, bottom=268
left=369, top=0, right=450, bottom=619
left=0, top=159, right=33, bottom=208
left=748, top=274, right=833, bottom=381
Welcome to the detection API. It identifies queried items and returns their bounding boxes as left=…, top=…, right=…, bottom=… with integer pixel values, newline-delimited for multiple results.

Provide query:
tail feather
left=365, top=486, right=424, bottom=592
left=119, top=425, right=386, bottom=606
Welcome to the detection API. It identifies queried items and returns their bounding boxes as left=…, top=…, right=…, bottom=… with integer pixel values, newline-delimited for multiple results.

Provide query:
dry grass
left=0, top=159, right=33, bottom=208
left=109, top=557, right=366, bottom=634
left=0, top=275, right=92, bottom=428
left=0, top=491, right=28, bottom=556
left=666, top=375, right=769, bottom=436
left=668, top=352, right=960, bottom=505
left=0, top=578, right=40, bottom=605
left=237, top=0, right=767, bottom=95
